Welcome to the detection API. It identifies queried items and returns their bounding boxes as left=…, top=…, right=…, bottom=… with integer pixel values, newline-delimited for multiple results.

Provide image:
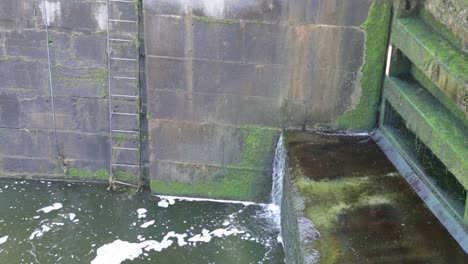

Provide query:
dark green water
left=0, top=179, right=284, bottom=264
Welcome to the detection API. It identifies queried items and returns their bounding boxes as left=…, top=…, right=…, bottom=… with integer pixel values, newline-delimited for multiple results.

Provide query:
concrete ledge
left=391, top=17, right=468, bottom=115
left=383, top=77, right=467, bottom=189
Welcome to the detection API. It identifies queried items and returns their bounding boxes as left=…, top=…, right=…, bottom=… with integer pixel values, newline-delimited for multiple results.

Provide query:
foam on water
left=37, top=203, right=62, bottom=213
left=92, top=226, right=246, bottom=264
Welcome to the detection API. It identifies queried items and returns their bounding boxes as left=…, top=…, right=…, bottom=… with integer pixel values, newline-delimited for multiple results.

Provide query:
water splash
left=268, top=132, right=286, bottom=243
left=271, top=132, right=286, bottom=206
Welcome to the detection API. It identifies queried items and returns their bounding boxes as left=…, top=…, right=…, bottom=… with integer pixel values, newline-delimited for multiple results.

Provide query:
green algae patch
left=418, top=9, right=463, bottom=50
left=193, top=16, right=237, bottom=24
left=150, top=168, right=263, bottom=201
left=114, top=171, right=138, bottom=185
left=236, top=125, right=279, bottom=169
left=66, top=167, right=109, bottom=181
left=335, top=0, right=392, bottom=132
left=284, top=130, right=468, bottom=263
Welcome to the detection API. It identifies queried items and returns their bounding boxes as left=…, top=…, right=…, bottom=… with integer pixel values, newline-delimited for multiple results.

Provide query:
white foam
left=37, top=203, right=62, bottom=213
left=157, top=200, right=169, bottom=208
left=69, top=213, right=76, bottom=221
left=140, top=220, right=155, bottom=228
left=92, top=227, right=246, bottom=264
left=29, top=224, right=51, bottom=240
left=136, top=208, right=147, bottom=219
left=0, top=236, right=8, bottom=245
left=156, top=195, right=261, bottom=206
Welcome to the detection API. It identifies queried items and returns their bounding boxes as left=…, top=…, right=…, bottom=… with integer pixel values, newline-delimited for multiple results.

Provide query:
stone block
left=38, top=0, right=107, bottom=32
left=191, top=0, right=282, bottom=23
left=0, top=60, right=48, bottom=90
left=144, top=15, right=186, bottom=57
left=110, top=41, right=138, bottom=60
left=110, top=58, right=138, bottom=78
left=57, top=131, right=109, bottom=161
left=148, top=119, right=243, bottom=165
left=288, top=25, right=365, bottom=118
left=52, top=65, right=107, bottom=98
left=112, top=132, right=139, bottom=149
left=0, top=93, right=20, bottom=128
left=192, top=60, right=283, bottom=98
left=111, top=77, right=138, bottom=96
left=146, top=56, right=187, bottom=91
left=113, top=148, right=139, bottom=165
left=109, top=1, right=138, bottom=21
left=112, top=97, right=139, bottom=114
left=0, top=128, right=55, bottom=158
left=112, top=113, right=139, bottom=131
left=242, top=22, right=286, bottom=64
left=4, top=30, right=47, bottom=60
left=192, top=21, right=286, bottom=64
left=288, top=0, right=372, bottom=26
left=109, top=20, right=137, bottom=40
left=71, top=33, right=107, bottom=67
left=1, top=156, right=57, bottom=174
left=0, top=0, right=36, bottom=21
left=148, top=90, right=281, bottom=126
left=54, top=97, right=109, bottom=133
left=19, top=95, right=53, bottom=130
left=144, top=0, right=186, bottom=16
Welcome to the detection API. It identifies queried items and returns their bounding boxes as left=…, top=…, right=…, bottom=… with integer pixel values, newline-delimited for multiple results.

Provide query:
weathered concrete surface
left=0, top=0, right=138, bottom=182
left=283, top=130, right=468, bottom=263
left=143, top=0, right=390, bottom=200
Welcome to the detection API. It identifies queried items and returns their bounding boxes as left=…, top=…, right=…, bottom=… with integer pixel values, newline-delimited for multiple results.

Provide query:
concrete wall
left=0, top=0, right=392, bottom=201
left=143, top=0, right=391, bottom=200
left=0, top=0, right=139, bottom=182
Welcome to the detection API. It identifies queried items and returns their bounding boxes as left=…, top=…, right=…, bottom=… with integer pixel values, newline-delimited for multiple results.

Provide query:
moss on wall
left=151, top=125, right=279, bottom=202
left=335, top=0, right=392, bottom=132
left=66, top=167, right=109, bottom=181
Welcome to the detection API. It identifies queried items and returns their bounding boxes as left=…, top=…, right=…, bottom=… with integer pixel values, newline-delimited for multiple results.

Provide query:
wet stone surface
left=0, top=179, right=284, bottom=264
left=285, top=131, right=467, bottom=263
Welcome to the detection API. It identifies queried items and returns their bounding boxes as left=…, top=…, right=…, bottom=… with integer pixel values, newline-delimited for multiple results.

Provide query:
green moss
left=418, top=9, right=462, bottom=51
left=112, top=134, right=134, bottom=143
left=114, top=171, right=138, bottom=183
left=146, top=112, right=154, bottom=119
left=194, top=16, right=238, bottom=24
left=151, top=168, right=260, bottom=201
left=236, top=125, right=278, bottom=169
left=66, top=168, right=109, bottom=181
left=335, top=0, right=392, bottom=132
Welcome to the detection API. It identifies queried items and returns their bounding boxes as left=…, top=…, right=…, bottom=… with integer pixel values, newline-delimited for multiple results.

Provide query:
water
left=270, top=133, right=286, bottom=207
left=0, top=179, right=284, bottom=263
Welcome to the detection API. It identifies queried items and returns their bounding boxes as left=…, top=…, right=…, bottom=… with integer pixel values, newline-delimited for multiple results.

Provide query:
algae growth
left=335, top=0, right=392, bottom=131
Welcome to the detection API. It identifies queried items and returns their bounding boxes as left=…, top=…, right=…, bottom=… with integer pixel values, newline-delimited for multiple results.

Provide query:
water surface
left=0, top=179, right=284, bottom=263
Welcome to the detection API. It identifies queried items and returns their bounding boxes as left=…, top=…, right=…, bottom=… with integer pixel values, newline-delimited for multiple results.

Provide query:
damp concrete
left=284, top=130, right=467, bottom=263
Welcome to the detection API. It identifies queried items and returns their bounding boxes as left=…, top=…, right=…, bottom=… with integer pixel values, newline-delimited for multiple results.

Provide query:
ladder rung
left=108, top=19, right=137, bottom=23
left=110, top=57, right=137, bottom=61
left=112, top=164, right=139, bottom=168
left=112, top=147, right=138, bottom=150
left=112, top=112, right=138, bottom=116
left=111, top=94, right=138, bottom=98
left=109, top=0, right=134, bottom=3
left=112, top=146, right=138, bottom=151
left=113, top=76, right=137, bottom=80
left=109, top=38, right=133, bottom=42
left=111, top=129, right=139, bottom=134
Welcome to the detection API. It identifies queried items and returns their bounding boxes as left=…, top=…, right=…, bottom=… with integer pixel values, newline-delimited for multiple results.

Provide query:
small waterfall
left=271, top=132, right=286, bottom=206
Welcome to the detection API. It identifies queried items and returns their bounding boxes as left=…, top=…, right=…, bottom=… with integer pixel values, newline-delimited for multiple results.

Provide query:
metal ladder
left=106, top=0, right=140, bottom=186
